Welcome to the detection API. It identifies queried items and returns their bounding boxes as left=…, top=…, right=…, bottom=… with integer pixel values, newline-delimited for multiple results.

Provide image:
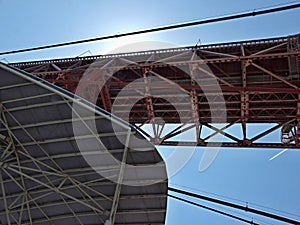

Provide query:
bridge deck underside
left=12, top=34, right=300, bottom=148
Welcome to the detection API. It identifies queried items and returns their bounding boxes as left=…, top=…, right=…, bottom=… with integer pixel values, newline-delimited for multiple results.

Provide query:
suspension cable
left=168, top=187, right=300, bottom=224
left=0, top=3, right=299, bottom=56
left=169, top=194, right=259, bottom=225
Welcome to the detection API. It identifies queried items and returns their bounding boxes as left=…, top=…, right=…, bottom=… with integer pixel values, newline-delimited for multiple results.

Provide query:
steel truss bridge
left=12, top=34, right=300, bottom=148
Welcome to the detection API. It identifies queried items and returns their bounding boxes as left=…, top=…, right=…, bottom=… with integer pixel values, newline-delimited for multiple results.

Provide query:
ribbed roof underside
left=0, top=63, right=167, bottom=225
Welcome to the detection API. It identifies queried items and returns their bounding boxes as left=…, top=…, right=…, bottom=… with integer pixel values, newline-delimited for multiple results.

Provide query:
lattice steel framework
left=0, top=63, right=167, bottom=225
left=11, top=34, right=300, bottom=148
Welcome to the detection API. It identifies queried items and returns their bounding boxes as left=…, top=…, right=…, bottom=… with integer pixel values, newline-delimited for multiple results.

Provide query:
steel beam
left=9, top=34, right=300, bottom=148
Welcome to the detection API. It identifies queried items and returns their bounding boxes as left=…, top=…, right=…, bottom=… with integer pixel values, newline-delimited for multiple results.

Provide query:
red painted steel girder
left=11, top=34, right=300, bottom=147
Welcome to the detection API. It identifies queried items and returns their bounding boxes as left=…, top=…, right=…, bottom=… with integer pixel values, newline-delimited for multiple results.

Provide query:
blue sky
left=1, top=0, right=299, bottom=62
left=1, top=0, right=300, bottom=224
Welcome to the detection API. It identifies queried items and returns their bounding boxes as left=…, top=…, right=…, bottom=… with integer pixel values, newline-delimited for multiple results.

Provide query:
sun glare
left=102, top=36, right=177, bottom=54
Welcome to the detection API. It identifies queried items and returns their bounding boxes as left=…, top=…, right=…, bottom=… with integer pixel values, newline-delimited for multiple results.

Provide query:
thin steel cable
left=169, top=187, right=300, bottom=224
left=168, top=194, right=259, bottom=225
left=0, top=3, right=299, bottom=56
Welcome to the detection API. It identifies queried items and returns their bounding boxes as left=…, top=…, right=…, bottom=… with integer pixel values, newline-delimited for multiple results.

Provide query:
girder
left=11, top=34, right=300, bottom=148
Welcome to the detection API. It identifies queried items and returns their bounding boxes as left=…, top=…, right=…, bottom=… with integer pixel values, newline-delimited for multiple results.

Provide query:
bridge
left=11, top=33, right=300, bottom=148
